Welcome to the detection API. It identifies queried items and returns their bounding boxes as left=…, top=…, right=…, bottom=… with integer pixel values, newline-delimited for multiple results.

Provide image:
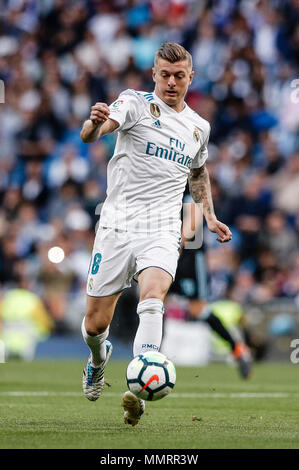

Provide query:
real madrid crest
left=193, top=127, right=200, bottom=142
left=150, top=103, right=161, bottom=118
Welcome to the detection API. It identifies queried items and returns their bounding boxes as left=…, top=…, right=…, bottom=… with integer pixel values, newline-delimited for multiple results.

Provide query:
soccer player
left=80, top=42, right=232, bottom=426
left=168, top=199, right=252, bottom=378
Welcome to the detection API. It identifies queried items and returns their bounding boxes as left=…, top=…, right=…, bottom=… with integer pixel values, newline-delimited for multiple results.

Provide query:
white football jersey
left=99, top=89, right=210, bottom=234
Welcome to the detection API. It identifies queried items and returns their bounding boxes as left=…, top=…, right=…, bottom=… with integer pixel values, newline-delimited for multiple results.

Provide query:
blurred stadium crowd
left=0, top=0, right=298, bottom=335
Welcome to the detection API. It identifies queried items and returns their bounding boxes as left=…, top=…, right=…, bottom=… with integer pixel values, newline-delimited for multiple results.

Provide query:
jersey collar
left=153, top=92, right=188, bottom=115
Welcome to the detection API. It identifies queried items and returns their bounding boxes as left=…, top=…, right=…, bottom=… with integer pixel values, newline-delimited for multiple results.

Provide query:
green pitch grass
left=0, top=360, right=298, bottom=449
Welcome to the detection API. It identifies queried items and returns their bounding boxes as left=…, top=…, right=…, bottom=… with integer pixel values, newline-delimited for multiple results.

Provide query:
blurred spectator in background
left=47, top=144, right=89, bottom=188
left=258, top=210, right=297, bottom=268
left=0, top=0, right=298, bottom=342
left=230, top=172, right=272, bottom=260
left=270, top=152, right=299, bottom=216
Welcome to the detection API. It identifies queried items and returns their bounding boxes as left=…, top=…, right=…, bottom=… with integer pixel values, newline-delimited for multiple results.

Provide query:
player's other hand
left=90, top=102, right=110, bottom=126
left=207, top=218, right=232, bottom=243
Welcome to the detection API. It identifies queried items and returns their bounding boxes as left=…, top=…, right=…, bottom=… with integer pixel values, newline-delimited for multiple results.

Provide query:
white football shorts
left=86, top=227, right=181, bottom=297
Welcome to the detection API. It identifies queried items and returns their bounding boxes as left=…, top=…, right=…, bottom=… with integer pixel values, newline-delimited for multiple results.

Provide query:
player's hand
left=207, top=218, right=232, bottom=243
left=90, top=102, right=110, bottom=126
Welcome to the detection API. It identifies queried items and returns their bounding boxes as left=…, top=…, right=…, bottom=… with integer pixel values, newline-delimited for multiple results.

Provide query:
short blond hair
left=154, top=42, right=193, bottom=70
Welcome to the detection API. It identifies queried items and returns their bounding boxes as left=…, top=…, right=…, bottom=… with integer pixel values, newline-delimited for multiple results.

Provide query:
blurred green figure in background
left=209, top=299, right=248, bottom=356
left=0, top=288, right=53, bottom=361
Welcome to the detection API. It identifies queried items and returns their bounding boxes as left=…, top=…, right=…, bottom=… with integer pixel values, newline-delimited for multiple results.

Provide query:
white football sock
left=81, top=317, right=109, bottom=368
left=133, top=298, right=164, bottom=357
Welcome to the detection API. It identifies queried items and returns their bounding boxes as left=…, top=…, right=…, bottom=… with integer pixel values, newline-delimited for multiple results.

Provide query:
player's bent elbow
left=80, top=131, right=88, bottom=143
left=80, top=130, right=96, bottom=144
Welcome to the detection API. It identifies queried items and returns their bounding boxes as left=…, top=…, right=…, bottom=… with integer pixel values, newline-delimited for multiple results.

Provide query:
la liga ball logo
left=112, top=99, right=124, bottom=108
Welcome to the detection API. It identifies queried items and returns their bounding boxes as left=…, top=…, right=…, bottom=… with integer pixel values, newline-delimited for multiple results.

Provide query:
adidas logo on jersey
left=152, top=120, right=161, bottom=128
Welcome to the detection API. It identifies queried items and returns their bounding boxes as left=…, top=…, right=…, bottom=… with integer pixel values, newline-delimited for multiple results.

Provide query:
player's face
left=152, top=59, right=194, bottom=112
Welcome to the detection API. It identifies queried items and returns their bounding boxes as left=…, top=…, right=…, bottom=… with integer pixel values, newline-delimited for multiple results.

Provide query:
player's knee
left=140, top=285, right=169, bottom=302
left=84, top=311, right=110, bottom=336
left=140, top=291, right=160, bottom=302
left=84, top=320, right=108, bottom=336
left=137, top=298, right=164, bottom=316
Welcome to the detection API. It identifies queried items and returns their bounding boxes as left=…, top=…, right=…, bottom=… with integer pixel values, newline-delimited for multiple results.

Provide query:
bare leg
left=84, top=292, right=122, bottom=335
left=138, top=267, right=173, bottom=303
left=82, top=292, right=122, bottom=400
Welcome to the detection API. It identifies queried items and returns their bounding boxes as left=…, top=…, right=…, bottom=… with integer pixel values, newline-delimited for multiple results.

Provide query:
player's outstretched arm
left=80, top=102, right=119, bottom=143
left=188, top=164, right=232, bottom=243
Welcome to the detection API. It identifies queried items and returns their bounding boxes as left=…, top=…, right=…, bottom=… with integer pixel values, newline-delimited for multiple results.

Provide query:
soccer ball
left=126, top=351, right=176, bottom=401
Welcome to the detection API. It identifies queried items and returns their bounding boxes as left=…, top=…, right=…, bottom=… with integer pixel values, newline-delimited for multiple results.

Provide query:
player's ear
left=189, top=70, right=194, bottom=85
left=152, top=67, right=156, bottom=83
